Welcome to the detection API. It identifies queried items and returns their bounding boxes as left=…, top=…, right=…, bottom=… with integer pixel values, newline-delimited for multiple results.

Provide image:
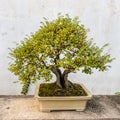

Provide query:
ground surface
left=0, top=95, right=120, bottom=120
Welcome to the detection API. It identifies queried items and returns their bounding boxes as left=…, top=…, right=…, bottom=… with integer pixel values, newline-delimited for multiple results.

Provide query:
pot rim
left=34, top=83, right=92, bottom=100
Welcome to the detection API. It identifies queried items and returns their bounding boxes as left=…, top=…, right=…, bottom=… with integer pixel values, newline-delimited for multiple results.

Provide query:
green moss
left=38, top=82, right=87, bottom=96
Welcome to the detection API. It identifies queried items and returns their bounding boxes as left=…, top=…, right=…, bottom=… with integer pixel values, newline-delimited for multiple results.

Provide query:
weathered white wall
left=0, top=0, right=120, bottom=95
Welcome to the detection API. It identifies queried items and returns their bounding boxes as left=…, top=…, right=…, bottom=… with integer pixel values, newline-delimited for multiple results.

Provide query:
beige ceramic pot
left=35, top=83, right=92, bottom=112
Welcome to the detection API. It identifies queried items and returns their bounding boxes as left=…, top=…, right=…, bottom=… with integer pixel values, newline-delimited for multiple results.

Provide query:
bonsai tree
left=9, top=14, right=113, bottom=95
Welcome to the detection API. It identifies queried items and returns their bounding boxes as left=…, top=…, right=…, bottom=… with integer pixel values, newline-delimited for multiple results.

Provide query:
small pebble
left=6, top=107, right=10, bottom=109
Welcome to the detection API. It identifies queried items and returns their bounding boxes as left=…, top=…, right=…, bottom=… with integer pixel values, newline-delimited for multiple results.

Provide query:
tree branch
left=39, top=55, right=48, bottom=68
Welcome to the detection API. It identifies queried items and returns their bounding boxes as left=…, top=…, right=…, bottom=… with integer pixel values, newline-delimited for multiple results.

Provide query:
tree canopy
left=9, top=14, right=114, bottom=95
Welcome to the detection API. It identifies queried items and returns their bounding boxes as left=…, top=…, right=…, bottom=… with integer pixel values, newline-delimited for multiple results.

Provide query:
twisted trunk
left=52, top=67, right=62, bottom=88
left=52, top=67, right=70, bottom=89
left=62, top=70, right=69, bottom=88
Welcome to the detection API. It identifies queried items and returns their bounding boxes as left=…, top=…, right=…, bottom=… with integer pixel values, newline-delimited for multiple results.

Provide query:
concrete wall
left=0, top=0, right=120, bottom=95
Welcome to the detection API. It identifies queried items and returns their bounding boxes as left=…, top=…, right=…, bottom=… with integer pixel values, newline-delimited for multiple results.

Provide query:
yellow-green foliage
left=115, top=92, right=120, bottom=95
left=9, top=14, right=114, bottom=95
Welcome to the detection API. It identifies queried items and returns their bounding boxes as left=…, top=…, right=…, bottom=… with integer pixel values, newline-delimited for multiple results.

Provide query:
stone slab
left=0, top=95, right=120, bottom=120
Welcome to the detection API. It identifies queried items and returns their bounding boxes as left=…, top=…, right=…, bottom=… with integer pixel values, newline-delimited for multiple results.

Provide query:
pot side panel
left=39, top=100, right=87, bottom=112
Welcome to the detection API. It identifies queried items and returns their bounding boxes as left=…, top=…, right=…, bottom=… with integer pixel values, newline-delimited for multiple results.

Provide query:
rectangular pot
left=34, top=83, right=92, bottom=112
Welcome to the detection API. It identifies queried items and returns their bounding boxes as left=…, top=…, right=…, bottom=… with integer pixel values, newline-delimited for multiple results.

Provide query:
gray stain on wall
left=1, top=32, right=7, bottom=36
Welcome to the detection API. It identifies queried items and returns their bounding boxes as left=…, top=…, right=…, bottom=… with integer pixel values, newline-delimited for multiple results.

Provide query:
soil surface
left=38, top=82, right=87, bottom=96
left=0, top=95, right=120, bottom=120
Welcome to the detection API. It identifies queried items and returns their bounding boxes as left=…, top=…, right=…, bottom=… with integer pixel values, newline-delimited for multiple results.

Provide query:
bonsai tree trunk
left=62, top=70, right=69, bottom=88
left=52, top=67, right=70, bottom=89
